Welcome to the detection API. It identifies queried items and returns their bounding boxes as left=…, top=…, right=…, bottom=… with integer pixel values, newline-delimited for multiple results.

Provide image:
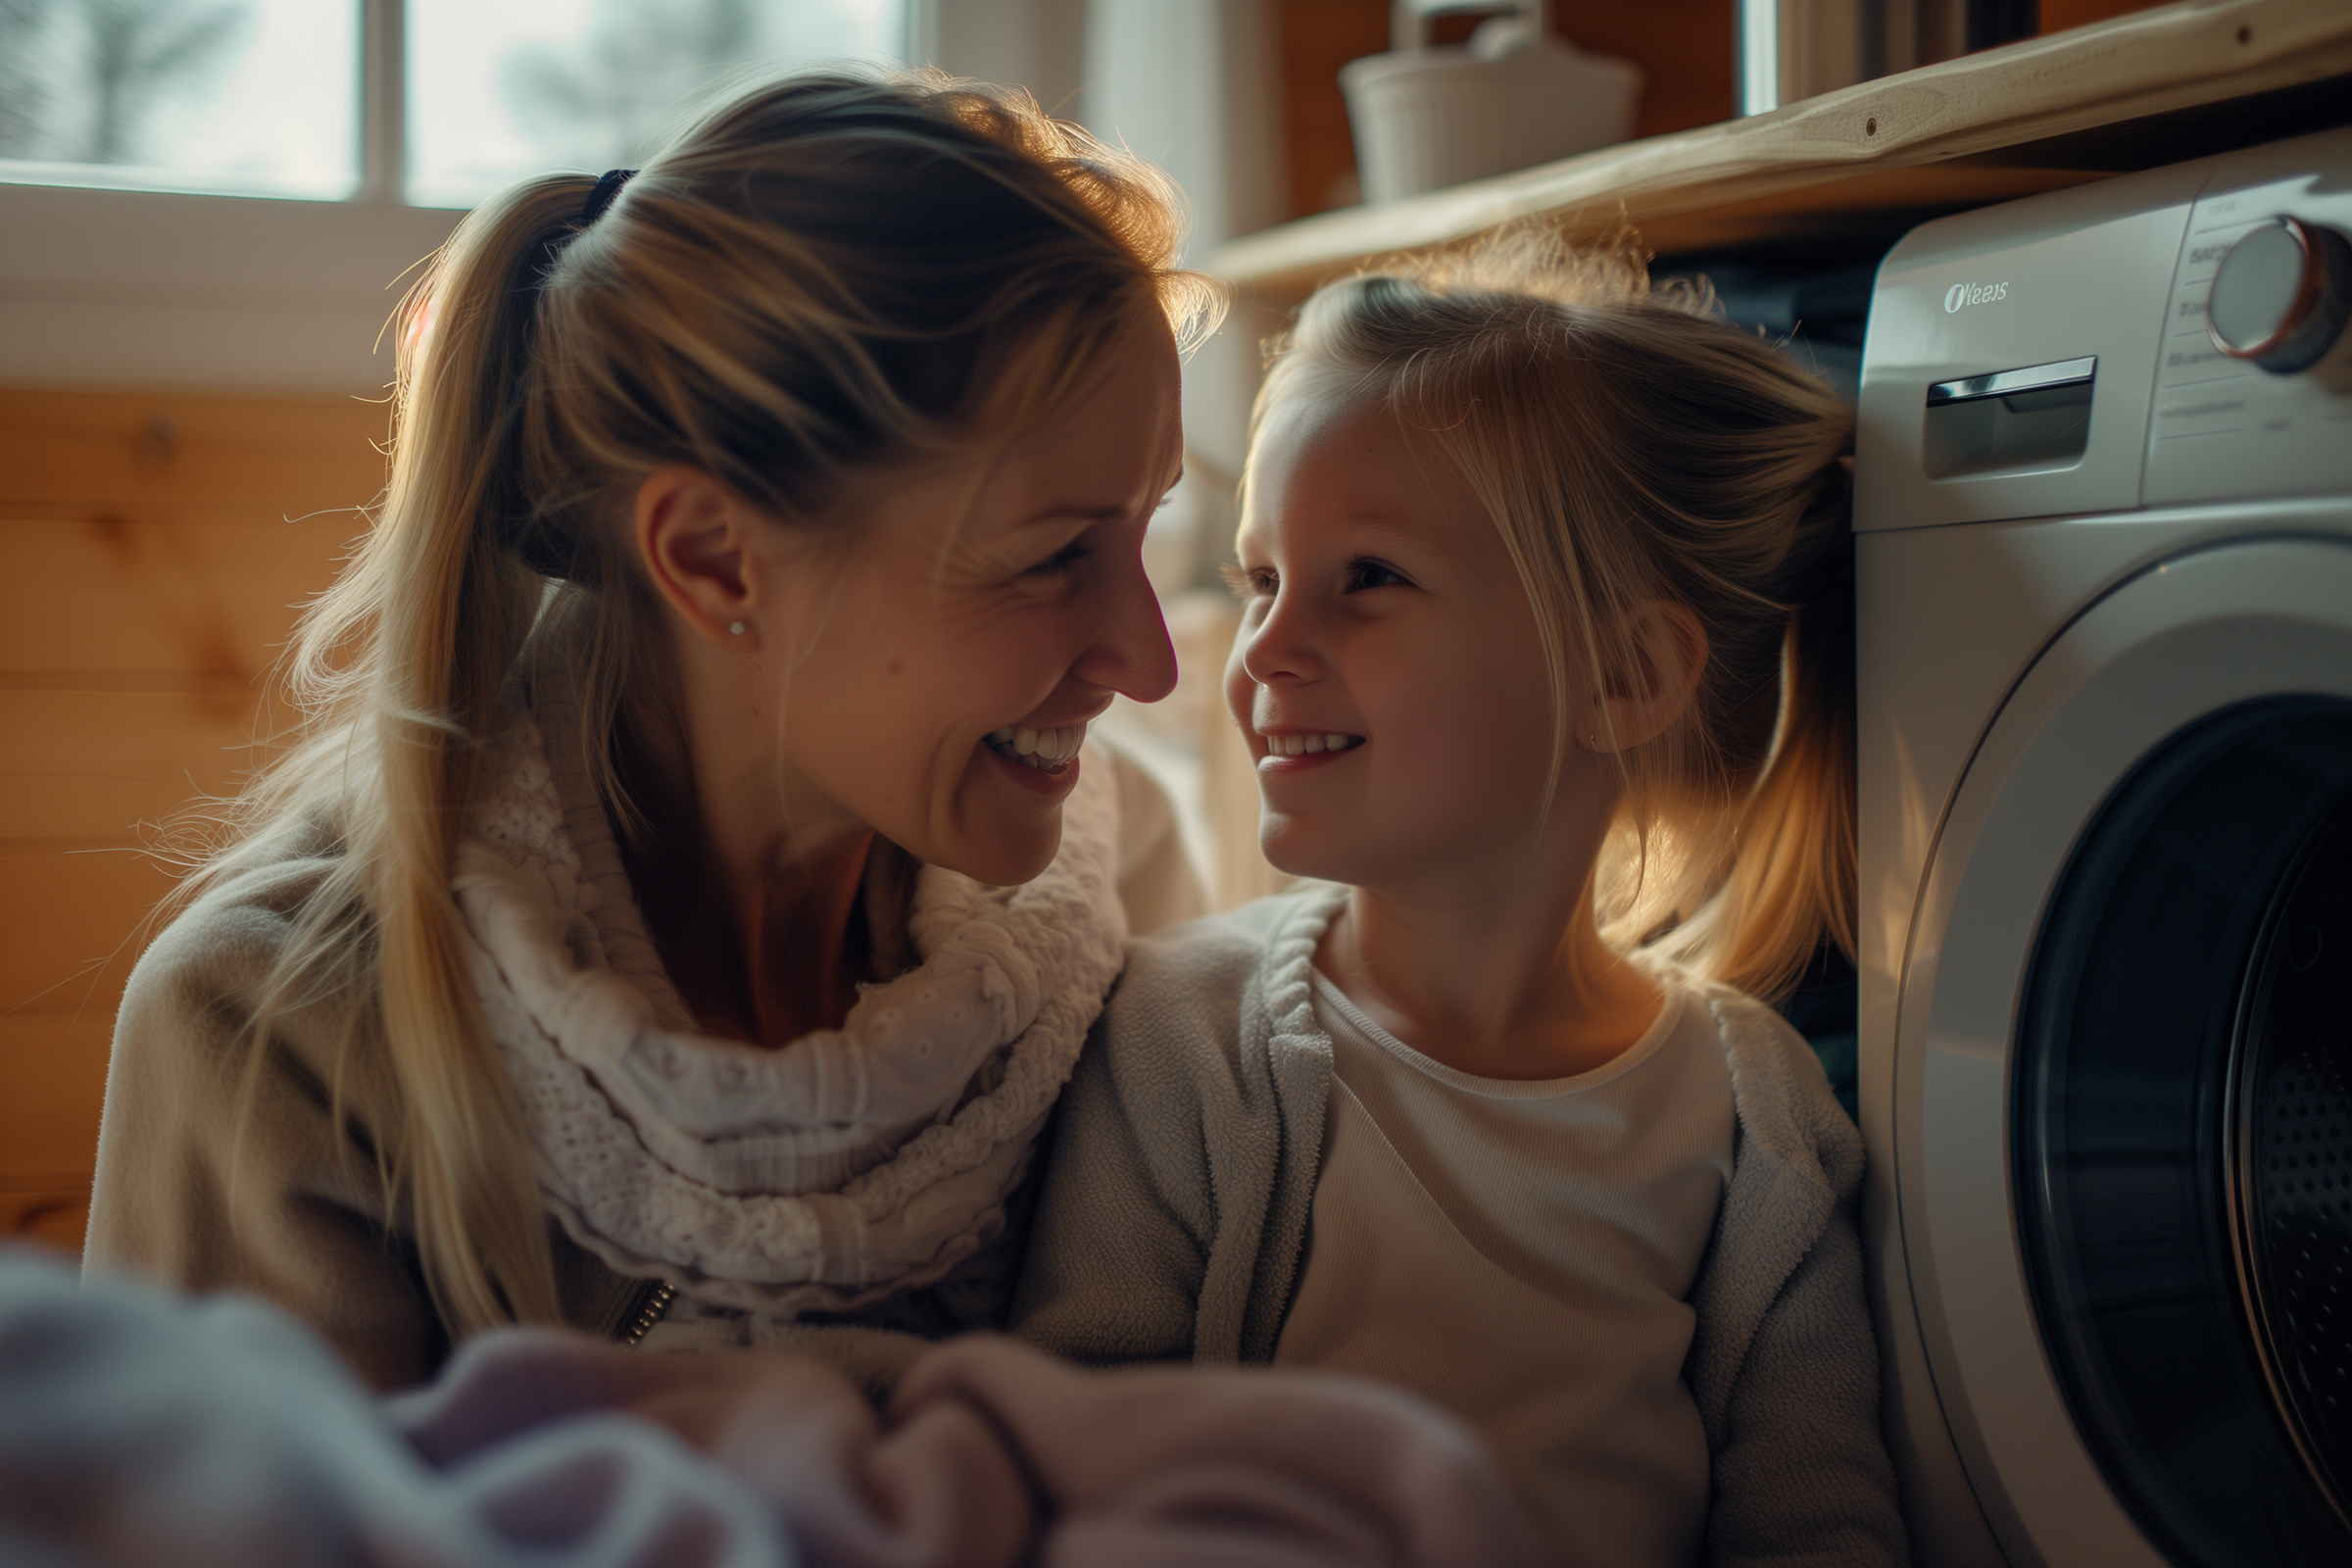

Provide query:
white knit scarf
left=451, top=683, right=1127, bottom=1316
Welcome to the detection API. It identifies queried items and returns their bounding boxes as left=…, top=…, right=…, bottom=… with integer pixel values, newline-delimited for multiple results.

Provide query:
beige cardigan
left=83, top=733, right=1200, bottom=1394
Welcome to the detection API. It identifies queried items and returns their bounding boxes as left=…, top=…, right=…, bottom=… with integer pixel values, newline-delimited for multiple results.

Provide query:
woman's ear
left=633, top=466, right=762, bottom=647
left=1590, top=600, right=1708, bottom=753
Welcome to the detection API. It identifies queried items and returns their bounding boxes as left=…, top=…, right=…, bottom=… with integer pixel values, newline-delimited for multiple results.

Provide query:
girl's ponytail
left=1704, top=464, right=1857, bottom=1002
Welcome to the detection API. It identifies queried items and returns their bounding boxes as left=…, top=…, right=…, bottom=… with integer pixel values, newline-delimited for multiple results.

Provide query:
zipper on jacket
left=617, top=1280, right=675, bottom=1347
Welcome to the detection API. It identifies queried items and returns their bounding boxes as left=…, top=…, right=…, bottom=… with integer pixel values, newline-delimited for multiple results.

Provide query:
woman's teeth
left=988, top=723, right=1086, bottom=771
left=1265, top=733, right=1362, bottom=757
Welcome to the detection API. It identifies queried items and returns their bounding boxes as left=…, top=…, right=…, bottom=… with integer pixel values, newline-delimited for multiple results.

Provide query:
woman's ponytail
left=264, top=176, right=599, bottom=1331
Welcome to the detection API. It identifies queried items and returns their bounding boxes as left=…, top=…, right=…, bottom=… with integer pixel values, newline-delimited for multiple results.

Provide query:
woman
left=83, top=71, right=1218, bottom=1394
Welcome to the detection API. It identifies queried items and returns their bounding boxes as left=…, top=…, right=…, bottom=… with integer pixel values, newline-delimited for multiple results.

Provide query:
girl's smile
left=1252, top=729, right=1367, bottom=772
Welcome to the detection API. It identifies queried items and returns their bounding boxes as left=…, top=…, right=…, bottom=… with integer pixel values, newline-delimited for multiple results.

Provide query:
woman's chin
left=935, top=808, right=1062, bottom=888
left=955, top=841, right=1059, bottom=888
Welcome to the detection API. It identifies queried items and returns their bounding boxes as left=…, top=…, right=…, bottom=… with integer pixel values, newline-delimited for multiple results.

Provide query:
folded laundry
left=2, top=1249, right=1541, bottom=1567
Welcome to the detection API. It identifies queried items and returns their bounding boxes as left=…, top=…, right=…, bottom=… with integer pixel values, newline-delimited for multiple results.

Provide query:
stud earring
left=728, top=621, right=747, bottom=637
left=1586, top=729, right=1599, bottom=748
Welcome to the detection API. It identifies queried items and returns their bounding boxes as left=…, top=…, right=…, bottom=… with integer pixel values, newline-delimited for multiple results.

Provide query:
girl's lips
left=985, top=735, right=1082, bottom=797
left=1256, top=743, right=1362, bottom=777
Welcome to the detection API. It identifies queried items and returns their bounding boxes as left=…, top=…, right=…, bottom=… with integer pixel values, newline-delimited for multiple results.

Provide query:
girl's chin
left=1255, top=817, right=1356, bottom=886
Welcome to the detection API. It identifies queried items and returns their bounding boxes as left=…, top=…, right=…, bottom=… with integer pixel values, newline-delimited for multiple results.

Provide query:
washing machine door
left=1896, top=529, right=2352, bottom=1568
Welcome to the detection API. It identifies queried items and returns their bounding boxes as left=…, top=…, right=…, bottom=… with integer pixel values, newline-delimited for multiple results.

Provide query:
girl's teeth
left=1269, top=733, right=1359, bottom=756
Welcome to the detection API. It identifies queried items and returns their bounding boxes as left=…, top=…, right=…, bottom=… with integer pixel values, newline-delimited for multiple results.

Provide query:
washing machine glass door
left=1897, top=528, right=2352, bottom=1568
left=2019, top=697, right=2352, bottom=1566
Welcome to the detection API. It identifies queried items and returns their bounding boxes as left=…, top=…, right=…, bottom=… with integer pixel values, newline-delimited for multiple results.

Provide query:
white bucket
left=1341, top=37, right=1642, bottom=204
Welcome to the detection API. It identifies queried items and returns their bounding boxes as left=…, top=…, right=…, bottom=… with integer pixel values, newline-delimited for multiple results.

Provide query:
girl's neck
left=1316, top=872, right=1662, bottom=1082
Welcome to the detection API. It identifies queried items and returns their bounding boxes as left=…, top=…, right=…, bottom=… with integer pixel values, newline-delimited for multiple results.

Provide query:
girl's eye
left=1219, top=562, right=1275, bottom=600
left=1345, top=559, right=1408, bottom=592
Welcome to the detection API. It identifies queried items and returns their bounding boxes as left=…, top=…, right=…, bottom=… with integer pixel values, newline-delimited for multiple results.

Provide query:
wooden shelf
left=1214, top=0, right=2352, bottom=298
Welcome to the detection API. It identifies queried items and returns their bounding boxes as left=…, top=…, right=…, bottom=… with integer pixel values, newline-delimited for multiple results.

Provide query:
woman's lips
left=984, top=735, right=1082, bottom=796
left=986, top=722, right=1087, bottom=769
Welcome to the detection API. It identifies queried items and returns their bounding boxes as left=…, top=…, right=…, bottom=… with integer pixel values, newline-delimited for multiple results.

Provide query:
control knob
left=2207, top=216, right=2352, bottom=374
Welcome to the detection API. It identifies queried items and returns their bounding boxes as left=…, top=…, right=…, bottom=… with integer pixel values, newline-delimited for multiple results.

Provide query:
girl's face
left=760, top=315, right=1185, bottom=885
left=1225, top=384, right=1569, bottom=895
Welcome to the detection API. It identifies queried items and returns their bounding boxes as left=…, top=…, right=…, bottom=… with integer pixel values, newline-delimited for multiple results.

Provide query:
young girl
left=1012, top=238, right=1907, bottom=1566
left=83, top=72, right=1219, bottom=1393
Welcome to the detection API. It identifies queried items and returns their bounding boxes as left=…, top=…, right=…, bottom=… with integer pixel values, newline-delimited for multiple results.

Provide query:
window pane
left=407, top=0, right=906, bottom=210
left=0, top=0, right=358, bottom=199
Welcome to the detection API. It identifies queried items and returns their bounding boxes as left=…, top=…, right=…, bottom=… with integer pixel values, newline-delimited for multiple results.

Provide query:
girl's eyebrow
left=1333, top=513, right=1439, bottom=553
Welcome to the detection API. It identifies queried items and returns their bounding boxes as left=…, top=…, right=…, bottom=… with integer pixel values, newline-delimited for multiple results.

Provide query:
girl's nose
left=1238, top=589, right=1322, bottom=687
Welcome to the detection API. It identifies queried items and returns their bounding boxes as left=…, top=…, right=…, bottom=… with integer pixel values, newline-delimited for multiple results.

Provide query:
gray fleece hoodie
left=1010, top=882, right=1908, bottom=1568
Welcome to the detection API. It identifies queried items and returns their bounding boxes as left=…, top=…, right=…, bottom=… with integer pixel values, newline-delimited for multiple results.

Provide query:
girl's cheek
left=1223, top=657, right=1256, bottom=730
left=1222, top=622, right=1259, bottom=720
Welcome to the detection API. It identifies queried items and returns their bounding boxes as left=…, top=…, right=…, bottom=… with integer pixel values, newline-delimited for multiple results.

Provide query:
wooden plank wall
left=0, top=388, right=388, bottom=1255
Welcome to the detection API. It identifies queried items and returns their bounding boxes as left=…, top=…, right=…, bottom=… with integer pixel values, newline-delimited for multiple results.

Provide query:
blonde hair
left=175, top=71, right=1216, bottom=1338
left=1253, top=231, right=1854, bottom=1001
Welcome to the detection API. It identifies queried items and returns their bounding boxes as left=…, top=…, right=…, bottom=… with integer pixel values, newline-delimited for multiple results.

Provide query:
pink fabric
left=395, top=1331, right=1544, bottom=1568
left=7, top=1250, right=1535, bottom=1567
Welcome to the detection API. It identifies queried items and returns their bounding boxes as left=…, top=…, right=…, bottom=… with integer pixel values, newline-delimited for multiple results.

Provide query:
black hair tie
left=580, top=168, right=636, bottom=226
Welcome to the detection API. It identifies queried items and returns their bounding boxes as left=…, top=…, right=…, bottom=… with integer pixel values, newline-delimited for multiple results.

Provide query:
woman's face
left=764, top=314, right=1185, bottom=886
left=1224, top=383, right=1568, bottom=896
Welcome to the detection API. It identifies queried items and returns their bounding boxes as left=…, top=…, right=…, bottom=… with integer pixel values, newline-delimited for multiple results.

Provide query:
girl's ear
left=1591, top=600, right=1708, bottom=753
left=634, top=465, right=763, bottom=646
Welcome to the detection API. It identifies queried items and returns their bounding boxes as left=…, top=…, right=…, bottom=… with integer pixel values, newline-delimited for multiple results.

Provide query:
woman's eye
left=1022, top=544, right=1090, bottom=578
left=1345, top=559, right=1408, bottom=592
left=1219, top=562, right=1274, bottom=600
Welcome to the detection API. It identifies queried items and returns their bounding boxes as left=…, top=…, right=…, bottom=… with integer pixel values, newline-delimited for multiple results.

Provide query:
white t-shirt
left=1274, top=972, right=1737, bottom=1568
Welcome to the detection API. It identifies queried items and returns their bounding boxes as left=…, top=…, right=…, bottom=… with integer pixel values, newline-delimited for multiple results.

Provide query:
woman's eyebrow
left=1017, top=467, right=1188, bottom=528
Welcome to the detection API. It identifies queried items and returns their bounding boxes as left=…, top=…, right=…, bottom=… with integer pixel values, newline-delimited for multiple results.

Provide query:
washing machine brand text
left=1943, top=280, right=2010, bottom=313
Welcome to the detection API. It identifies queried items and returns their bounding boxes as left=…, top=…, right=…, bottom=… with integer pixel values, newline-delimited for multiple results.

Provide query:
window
left=409, top=0, right=906, bottom=208
left=0, top=0, right=360, bottom=200
left=0, top=0, right=908, bottom=208
left=0, top=0, right=909, bottom=390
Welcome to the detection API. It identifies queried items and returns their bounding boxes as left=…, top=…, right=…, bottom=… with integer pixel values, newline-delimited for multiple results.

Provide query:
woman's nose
left=1074, top=546, right=1178, bottom=704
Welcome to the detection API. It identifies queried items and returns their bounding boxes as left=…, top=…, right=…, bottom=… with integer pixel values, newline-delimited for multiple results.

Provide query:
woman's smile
left=986, top=721, right=1092, bottom=772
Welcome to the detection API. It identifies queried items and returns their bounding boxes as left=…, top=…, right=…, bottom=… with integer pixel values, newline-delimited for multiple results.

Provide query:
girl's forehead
left=1259, top=372, right=1391, bottom=450
left=1248, top=389, right=1480, bottom=539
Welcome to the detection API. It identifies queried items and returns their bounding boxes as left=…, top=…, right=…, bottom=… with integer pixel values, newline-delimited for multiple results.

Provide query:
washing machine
left=1854, top=124, right=2352, bottom=1567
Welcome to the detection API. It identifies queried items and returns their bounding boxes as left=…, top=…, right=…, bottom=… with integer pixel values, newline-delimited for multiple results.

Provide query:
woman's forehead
left=980, top=343, right=1182, bottom=514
